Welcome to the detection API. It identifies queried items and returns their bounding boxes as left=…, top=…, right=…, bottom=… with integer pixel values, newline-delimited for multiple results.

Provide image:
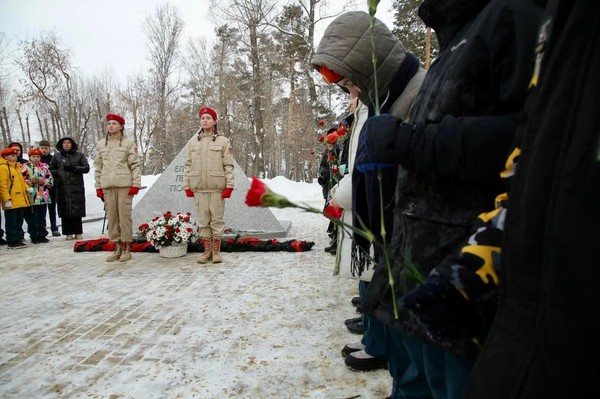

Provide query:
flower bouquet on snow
left=138, top=211, right=200, bottom=250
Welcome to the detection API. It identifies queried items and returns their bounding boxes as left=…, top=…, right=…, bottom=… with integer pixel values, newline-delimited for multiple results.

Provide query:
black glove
left=317, top=176, right=325, bottom=185
left=355, top=114, right=416, bottom=173
left=63, top=164, right=75, bottom=172
left=401, top=275, right=480, bottom=343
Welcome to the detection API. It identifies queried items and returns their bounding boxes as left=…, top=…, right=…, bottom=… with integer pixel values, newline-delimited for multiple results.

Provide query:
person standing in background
left=39, top=140, right=61, bottom=237
left=183, top=106, right=235, bottom=264
left=22, top=147, right=54, bottom=244
left=49, top=136, right=90, bottom=240
left=318, top=127, right=340, bottom=255
left=94, top=113, right=141, bottom=263
left=8, top=142, right=27, bottom=164
left=0, top=147, right=30, bottom=249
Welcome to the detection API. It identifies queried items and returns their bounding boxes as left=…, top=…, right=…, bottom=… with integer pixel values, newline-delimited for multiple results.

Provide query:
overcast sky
left=0, top=0, right=396, bottom=84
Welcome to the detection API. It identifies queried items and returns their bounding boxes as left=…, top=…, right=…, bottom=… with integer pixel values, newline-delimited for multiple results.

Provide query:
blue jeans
left=359, top=280, right=388, bottom=359
left=389, top=329, right=433, bottom=399
left=423, top=344, right=474, bottom=399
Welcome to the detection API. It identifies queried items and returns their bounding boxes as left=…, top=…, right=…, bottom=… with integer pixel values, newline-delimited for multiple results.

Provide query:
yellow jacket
left=0, top=157, right=31, bottom=210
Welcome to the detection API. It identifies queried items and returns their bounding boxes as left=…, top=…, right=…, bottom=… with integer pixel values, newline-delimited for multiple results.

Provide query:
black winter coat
left=49, top=137, right=90, bottom=218
left=466, top=1, right=600, bottom=397
left=363, top=0, right=542, bottom=350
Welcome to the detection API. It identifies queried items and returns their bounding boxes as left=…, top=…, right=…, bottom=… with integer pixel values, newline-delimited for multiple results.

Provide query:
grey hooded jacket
left=312, top=11, right=424, bottom=120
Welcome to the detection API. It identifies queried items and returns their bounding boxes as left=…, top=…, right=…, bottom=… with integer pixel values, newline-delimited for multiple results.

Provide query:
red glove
left=128, top=187, right=140, bottom=196
left=185, top=188, right=194, bottom=198
left=96, top=188, right=104, bottom=199
left=221, top=187, right=234, bottom=199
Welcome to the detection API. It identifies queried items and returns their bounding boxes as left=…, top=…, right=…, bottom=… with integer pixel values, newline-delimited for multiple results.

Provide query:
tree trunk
left=36, top=111, right=44, bottom=141
left=16, top=109, right=27, bottom=148
left=425, top=27, right=432, bottom=70
left=2, top=107, right=11, bottom=143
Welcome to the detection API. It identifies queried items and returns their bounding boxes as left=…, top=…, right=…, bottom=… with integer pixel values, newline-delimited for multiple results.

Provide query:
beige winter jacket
left=94, top=134, right=142, bottom=189
left=183, top=130, right=234, bottom=193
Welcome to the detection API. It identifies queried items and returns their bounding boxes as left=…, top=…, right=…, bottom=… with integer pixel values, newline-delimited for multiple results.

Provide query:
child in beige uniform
left=183, top=106, right=235, bottom=264
left=94, top=113, right=141, bottom=262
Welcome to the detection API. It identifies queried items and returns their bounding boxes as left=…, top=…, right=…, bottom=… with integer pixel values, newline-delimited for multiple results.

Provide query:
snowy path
left=0, top=203, right=391, bottom=399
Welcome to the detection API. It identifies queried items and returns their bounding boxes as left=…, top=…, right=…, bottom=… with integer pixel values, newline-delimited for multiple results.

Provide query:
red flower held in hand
left=245, top=176, right=296, bottom=209
left=325, top=132, right=338, bottom=145
left=324, top=205, right=343, bottom=220
left=245, top=176, right=269, bottom=206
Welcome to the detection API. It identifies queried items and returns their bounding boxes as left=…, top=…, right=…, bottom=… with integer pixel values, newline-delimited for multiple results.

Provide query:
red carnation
left=318, top=136, right=325, bottom=142
left=325, top=132, right=338, bottom=145
left=245, top=176, right=269, bottom=206
left=186, top=227, right=192, bottom=232
left=328, top=154, right=336, bottom=161
left=318, top=120, right=325, bottom=127
left=291, top=240, right=304, bottom=252
left=324, top=205, right=343, bottom=220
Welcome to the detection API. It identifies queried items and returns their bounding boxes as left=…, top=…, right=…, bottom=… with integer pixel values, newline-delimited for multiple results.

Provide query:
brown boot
left=119, top=242, right=132, bottom=262
left=106, top=240, right=122, bottom=262
left=212, top=237, right=222, bottom=263
left=197, top=238, right=212, bottom=264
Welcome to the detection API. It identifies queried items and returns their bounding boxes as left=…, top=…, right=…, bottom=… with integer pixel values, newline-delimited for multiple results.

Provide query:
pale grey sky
left=0, top=0, right=395, bottom=83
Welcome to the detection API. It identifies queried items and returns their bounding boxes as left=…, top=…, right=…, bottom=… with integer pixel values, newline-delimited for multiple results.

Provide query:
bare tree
left=210, top=0, right=279, bottom=178
left=142, top=3, right=184, bottom=171
left=0, top=33, right=14, bottom=145
left=16, top=33, right=74, bottom=138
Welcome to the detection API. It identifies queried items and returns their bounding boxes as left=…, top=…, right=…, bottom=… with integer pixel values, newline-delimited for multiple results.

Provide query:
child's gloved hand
left=401, top=275, right=480, bottom=342
left=221, top=187, right=233, bottom=199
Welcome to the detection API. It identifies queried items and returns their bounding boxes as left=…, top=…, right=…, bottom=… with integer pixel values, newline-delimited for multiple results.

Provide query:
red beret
left=198, top=106, right=218, bottom=121
left=28, top=148, right=43, bottom=157
left=1, top=147, right=18, bottom=157
left=106, top=113, right=125, bottom=126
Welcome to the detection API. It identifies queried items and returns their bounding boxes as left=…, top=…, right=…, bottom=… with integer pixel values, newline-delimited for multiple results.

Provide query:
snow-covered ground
left=0, top=175, right=391, bottom=399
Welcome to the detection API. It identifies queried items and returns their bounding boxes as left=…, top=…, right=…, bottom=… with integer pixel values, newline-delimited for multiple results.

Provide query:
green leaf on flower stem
left=368, top=0, right=380, bottom=18
left=402, top=256, right=425, bottom=284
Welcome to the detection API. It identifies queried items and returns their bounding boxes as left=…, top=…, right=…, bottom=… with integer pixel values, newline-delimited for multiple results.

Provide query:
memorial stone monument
left=132, top=148, right=290, bottom=238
